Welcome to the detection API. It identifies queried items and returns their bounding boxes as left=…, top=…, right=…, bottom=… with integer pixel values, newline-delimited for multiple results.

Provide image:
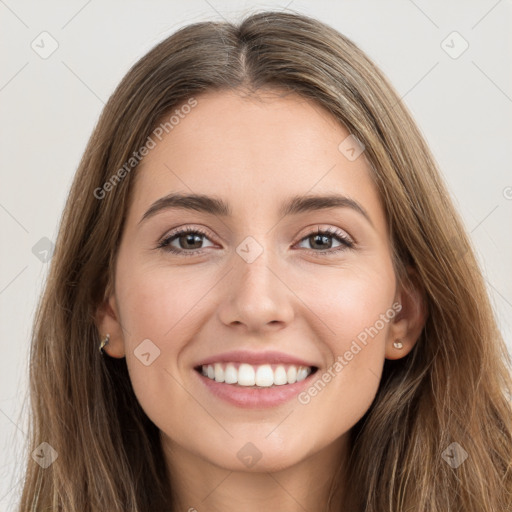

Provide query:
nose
left=217, top=248, right=295, bottom=333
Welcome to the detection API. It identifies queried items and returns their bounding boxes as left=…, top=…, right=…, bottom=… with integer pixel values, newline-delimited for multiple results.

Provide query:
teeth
left=274, top=365, right=288, bottom=385
left=224, top=363, right=237, bottom=384
left=296, top=367, right=309, bottom=382
left=286, top=365, right=297, bottom=384
left=199, top=362, right=313, bottom=387
left=214, top=363, right=224, bottom=382
left=238, top=363, right=255, bottom=386
left=255, top=364, right=274, bottom=387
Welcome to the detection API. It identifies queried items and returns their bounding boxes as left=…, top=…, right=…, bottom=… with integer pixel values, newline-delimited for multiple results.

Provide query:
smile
left=193, top=362, right=319, bottom=408
left=196, top=362, right=317, bottom=388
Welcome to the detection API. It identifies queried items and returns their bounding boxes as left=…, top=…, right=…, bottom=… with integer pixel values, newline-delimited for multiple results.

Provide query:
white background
left=1, top=1, right=511, bottom=509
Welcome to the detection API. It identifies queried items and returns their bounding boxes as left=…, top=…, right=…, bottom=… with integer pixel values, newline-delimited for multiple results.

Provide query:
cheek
left=125, top=270, right=195, bottom=320
left=327, top=277, right=394, bottom=355
left=299, top=258, right=396, bottom=348
left=116, top=259, right=211, bottom=350
left=113, top=260, right=210, bottom=428
left=296, top=262, right=396, bottom=404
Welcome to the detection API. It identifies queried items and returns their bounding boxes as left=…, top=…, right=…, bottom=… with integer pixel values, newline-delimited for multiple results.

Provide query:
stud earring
left=393, top=340, right=403, bottom=349
left=99, top=333, right=110, bottom=354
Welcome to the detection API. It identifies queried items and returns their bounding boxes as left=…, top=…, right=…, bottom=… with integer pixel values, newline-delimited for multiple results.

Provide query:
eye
left=156, top=225, right=354, bottom=257
left=157, top=226, right=215, bottom=256
left=295, top=226, right=354, bottom=255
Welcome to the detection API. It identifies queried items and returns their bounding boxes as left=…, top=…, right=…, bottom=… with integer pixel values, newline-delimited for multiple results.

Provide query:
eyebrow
left=138, top=192, right=373, bottom=226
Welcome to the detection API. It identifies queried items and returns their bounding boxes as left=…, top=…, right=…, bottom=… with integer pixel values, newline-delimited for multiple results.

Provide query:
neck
left=162, top=432, right=350, bottom=512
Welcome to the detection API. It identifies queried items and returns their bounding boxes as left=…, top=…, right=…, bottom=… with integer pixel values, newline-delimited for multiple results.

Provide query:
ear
left=95, top=293, right=126, bottom=358
left=385, top=266, right=427, bottom=360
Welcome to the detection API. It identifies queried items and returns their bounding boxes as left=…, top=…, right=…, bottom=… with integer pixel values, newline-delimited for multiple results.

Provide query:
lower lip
left=194, top=369, right=317, bottom=409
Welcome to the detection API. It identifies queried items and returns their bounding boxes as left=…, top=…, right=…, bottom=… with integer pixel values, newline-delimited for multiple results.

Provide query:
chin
left=201, top=434, right=311, bottom=473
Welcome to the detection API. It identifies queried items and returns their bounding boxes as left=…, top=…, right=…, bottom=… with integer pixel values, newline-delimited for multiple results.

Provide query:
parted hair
left=17, top=10, right=512, bottom=512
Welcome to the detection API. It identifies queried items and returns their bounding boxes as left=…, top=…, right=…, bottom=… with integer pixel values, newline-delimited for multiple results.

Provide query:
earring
left=393, top=340, right=403, bottom=349
left=99, top=333, right=110, bottom=354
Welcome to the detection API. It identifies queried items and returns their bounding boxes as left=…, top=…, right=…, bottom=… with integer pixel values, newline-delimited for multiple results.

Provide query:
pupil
left=182, top=233, right=202, bottom=249
left=312, top=234, right=331, bottom=250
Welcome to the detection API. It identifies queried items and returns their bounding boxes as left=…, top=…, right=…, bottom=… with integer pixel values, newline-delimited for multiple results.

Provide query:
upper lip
left=194, top=350, right=319, bottom=369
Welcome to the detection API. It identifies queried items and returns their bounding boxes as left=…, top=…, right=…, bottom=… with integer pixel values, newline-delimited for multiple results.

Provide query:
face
left=98, top=88, right=418, bottom=474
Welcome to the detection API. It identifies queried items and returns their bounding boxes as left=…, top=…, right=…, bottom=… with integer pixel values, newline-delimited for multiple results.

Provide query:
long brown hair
left=17, top=10, right=512, bottom=511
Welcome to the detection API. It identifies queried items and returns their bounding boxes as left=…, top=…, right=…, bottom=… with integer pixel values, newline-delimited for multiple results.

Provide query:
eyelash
left=156, top=225, right=355, bottom=257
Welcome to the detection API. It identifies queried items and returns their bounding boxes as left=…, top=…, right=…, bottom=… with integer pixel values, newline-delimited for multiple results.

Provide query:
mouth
left=193, top=362, right=319, bottom=388
left=192, top=350, right=321, bottom=408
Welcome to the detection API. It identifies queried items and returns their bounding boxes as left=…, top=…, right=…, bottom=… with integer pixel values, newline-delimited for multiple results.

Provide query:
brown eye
left=157, top=227, right=215, bottom=255
left=296, top=227, right=353, bottom=254
left=174, top=232, right=205, bottom=250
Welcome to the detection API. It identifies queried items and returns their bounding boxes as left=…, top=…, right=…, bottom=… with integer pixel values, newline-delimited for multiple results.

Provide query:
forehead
left=129, top=89, right=384, bottom=227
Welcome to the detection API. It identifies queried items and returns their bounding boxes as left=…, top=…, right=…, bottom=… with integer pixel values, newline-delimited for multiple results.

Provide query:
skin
left=96, top=88, right=425, bottom=511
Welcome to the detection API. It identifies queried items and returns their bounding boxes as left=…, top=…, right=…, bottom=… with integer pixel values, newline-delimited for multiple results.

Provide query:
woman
left=17, top=10, right=512, bottom=512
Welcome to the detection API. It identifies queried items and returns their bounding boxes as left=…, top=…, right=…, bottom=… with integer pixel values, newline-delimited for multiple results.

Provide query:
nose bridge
left=217, top=233, right=294, bottom=330
left=234, top=234, right=279, bottom=300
